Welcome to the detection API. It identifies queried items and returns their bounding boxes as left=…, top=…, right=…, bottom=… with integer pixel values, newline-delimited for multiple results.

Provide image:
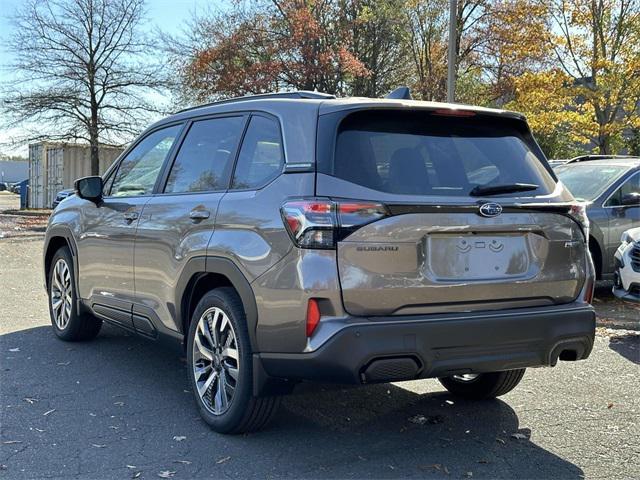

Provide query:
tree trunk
left=89, top=112, right=99, bottom=176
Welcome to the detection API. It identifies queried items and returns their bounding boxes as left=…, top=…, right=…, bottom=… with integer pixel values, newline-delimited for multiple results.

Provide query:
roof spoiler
left=384, top=86, right=412, bottom=100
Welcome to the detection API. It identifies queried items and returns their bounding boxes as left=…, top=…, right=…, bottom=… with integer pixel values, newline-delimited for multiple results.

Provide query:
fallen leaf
left=216, top=456, right=231, bottom=464
left=511, top=433, right=528, bottom=440
left=607, top=403, right=614, bottom=409
left=43, top=409, right=56, bottom=416
left=158, top=471, right=176, bottom=478
left=172, top=435, right=186, bottom=442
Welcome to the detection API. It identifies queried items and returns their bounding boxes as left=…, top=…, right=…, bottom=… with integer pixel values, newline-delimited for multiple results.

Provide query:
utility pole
left=447, top=0, right=457, bottom=103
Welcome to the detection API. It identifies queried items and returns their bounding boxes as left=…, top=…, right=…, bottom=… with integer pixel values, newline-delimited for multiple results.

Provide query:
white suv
left=613, top=227, right=640, bottom=302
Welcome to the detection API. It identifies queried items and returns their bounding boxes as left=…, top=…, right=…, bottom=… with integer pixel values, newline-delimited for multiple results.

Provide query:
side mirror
left=620, top=192, right=640, bottom=207
left=75, top=176, right=103, bottom=202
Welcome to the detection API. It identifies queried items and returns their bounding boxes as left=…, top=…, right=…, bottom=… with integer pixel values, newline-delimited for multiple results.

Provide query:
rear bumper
left=257, top=304, right=595, bottom=387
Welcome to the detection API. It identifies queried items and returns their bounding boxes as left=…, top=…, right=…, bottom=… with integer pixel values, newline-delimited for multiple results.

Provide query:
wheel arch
left=43, top=227, right=78, bottom=290
left=177, top=256, right=259, bottom=351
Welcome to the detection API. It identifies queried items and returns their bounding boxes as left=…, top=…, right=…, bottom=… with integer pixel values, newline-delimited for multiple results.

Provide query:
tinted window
left=556, top=164, right=628, bottom=202
left=231, top=116, right=284, bottom=189
left=605, top=171, right=639, bottom=207
left=327, top=110, right=556, bottom=197
left=110, top=125, right=181, bottom=197
left=165, top=117, right=244, bottom=193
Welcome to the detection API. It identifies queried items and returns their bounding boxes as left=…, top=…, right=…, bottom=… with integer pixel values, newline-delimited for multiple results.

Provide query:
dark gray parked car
left=44, top=91, right=596, bottom=433
left=554, top=156, right=640, bottom=280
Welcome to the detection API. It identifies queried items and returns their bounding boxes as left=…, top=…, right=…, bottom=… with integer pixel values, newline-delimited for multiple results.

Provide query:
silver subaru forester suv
left=44, top=91, right=596, bottom=433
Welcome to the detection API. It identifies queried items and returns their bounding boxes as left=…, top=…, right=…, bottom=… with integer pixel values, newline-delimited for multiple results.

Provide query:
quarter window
left=110, top=125, right=182, bottom=197
left=231, top=116, right=284, bottom=190
left=165, top=117, right=244, bottom=193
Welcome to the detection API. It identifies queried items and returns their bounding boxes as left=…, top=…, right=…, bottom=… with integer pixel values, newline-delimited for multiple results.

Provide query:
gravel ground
left=1, top=237, right=639, bottom=479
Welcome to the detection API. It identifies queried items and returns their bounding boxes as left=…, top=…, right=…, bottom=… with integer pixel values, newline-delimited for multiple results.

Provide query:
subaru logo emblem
left=479, top=202, right=502, bottom=217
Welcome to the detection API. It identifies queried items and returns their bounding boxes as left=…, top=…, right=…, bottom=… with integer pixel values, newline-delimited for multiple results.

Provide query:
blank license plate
left=427, top=234, right=530, bottom=281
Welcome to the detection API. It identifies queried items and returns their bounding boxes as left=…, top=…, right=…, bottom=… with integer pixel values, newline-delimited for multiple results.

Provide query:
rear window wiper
left=469, top=183, right=539, bottom=197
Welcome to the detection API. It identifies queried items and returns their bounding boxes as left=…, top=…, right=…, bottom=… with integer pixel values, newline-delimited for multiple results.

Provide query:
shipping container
left=28, top=142, right=124, bottom=209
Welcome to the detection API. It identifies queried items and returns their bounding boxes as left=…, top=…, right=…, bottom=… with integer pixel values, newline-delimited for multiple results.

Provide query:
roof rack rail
left=175, top=91, right=336, bottom=114
left=567, top=154, right=635, bottom=164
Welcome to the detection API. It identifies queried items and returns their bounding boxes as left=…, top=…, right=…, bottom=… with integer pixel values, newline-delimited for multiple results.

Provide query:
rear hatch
left=316, top=108, right=588, bottom=316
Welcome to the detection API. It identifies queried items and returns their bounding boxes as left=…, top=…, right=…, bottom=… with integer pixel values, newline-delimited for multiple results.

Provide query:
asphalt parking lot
left=1, top=196, right=639, bottom=479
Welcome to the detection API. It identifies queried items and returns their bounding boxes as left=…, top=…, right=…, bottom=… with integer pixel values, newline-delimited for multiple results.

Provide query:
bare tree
left=2, top=0, right=166, bottom=175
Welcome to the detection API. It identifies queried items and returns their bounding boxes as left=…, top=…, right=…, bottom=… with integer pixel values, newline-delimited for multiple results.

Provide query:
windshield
left=555, top=164, right=628, bottom=201
left=325, top=110, right=557, bottom=197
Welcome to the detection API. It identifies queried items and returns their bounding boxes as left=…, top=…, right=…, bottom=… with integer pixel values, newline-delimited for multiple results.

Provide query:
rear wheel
left=187, top=288, right=280, bottom=434
left=48, top=247, right=102, bottom=341
left=438, top=369, right=526, bottom=399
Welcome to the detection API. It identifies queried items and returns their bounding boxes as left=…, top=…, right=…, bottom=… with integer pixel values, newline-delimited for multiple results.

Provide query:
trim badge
left=479, top=202, right=503, bottom=217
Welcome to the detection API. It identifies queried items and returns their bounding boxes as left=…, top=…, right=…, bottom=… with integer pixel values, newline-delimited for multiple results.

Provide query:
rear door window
left=326, top=110, right=556, bottom=197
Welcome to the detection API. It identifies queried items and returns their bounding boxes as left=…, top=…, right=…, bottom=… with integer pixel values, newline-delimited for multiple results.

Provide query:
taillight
left=583, top=276, right=595, bottom=304
left=568, top=203, right=590, bottom=240
left=281, top=198, right=388, bottom=249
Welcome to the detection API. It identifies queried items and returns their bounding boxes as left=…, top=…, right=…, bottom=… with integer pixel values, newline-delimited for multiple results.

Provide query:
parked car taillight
left=281, top=199, right=388, bottom=249
left=568, top=203, right=590, bottom=240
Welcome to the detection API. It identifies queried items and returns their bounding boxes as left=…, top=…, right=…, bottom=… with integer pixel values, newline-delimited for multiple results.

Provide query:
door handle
left=189, top=209, right=210, bottom=220
left=123, top=211, right=139, bottom=222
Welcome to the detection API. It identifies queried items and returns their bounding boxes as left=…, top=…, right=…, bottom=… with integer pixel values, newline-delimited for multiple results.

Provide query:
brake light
left=432, top=109, right=476, bottom=117
left=306, top=298, right=321, bottom=337
left=281, top=199, right=388, bottom=249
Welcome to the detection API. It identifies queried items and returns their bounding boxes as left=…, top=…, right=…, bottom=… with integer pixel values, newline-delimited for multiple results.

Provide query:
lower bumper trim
left=258, top=305, right=596, bottom=386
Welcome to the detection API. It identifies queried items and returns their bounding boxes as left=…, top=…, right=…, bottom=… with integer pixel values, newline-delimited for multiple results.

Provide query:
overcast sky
left=0, top=0, right=218, bottom=156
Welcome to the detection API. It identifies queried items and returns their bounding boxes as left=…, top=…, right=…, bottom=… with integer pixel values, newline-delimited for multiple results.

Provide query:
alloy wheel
left=50, top=258, right=72, bottom=330
left=192, top=307, right=240, bottom=415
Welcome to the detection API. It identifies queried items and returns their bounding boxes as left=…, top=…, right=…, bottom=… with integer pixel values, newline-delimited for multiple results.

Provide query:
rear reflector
left=583, top=277, right=594, bottom=304
left=306, top=298, right=320, bottom=337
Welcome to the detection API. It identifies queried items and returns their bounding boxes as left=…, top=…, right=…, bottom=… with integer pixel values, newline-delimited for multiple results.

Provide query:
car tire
left=187, top=287, right=280, bottom=434
left=438, top=369, right=526, bottom=399
left=48, top=246, right=102, bottom=341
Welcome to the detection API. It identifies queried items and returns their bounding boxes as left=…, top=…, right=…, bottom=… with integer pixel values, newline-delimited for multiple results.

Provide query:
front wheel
left=48, top=246, right=102, bottom=341
left=187, top=288, right=280, bottom=434
left=438, top=369, right=526, bottom=399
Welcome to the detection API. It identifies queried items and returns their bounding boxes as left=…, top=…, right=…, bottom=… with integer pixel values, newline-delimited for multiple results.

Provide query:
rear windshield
left=325, top=110, right=556, bottom=197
